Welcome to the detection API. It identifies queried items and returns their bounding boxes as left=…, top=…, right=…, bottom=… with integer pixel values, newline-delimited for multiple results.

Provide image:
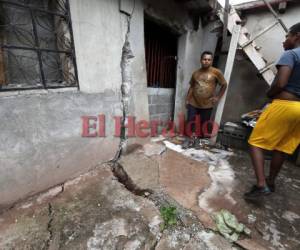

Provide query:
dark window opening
left=144, top=18, right=178, bottom=88
left=0, top=0, right=78, bottom=91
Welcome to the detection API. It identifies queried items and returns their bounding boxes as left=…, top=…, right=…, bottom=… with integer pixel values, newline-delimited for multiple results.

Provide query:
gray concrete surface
left=217, top=55, right=269, bottom=123
left=70, top=0, right=124, bottom=93
left=148, top=88, right=175, bottom=124
left=4, top=139, right=300, bottom=249
left=162, top=139, right=300, bottom=250
left=0, top=167, right=162, bottom=250
left=0, top=91, right=121, bottom=208
left=0, top=141, right=239, bottom=250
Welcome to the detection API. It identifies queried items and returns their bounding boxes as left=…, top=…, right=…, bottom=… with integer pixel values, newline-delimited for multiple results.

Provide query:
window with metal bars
left=145, top=19, right=178, bottom=88
left=0, top=0, right=78, bottom=91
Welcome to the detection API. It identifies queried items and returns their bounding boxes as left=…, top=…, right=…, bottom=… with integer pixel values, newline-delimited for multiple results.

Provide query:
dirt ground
left=0, top=138, right=299, bottom=250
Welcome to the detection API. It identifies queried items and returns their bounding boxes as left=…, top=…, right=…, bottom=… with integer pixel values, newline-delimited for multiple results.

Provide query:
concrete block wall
left=148, top=88, right=175, bottom=123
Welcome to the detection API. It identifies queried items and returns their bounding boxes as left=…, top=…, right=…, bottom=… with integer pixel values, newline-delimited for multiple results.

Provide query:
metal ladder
left=210, top=0, right=289, bottom=143
left=211, top=0, right=288, bottom=86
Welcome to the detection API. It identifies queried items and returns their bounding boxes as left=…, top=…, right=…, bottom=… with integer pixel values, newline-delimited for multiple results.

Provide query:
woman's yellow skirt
left=248, top=99, right=300, bottom=154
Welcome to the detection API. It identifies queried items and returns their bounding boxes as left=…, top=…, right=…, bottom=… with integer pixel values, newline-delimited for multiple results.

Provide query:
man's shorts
left=248, top=99, right=300, bottom=154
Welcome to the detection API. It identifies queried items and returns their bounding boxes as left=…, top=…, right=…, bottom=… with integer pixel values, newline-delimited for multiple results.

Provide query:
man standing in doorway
left=244, top=23, right=300, bottom=199
left=183, top=51, right=227, bottom=149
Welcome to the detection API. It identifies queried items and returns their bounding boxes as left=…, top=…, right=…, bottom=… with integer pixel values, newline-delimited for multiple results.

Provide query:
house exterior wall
left=0, top=0, right=127, bottom=208
left=0, top=90, right=121, bottom=209
left=0, top=0, right=214, bottom=208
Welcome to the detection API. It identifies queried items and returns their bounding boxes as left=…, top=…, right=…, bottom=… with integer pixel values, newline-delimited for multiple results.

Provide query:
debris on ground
left=214, top=209, right=251, bottom=242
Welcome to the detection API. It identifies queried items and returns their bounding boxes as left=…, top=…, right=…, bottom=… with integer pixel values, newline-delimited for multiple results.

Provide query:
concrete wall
left=71, top=0, right=124, bottom=93
left=241, top=4, right=300, bottom=66
left=0, top=0, right=129, bottom=208
left=0, top=0, right=215, bottom=208
left=142, top=1, right=219, bottom=125
left=0, top=89, right=122, bottom=209
left=148, top=88, right=175, bottom=124
left=218, top=56, right=269, bottom=123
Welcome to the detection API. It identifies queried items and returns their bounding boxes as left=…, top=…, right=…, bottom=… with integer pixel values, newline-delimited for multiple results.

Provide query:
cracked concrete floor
left=162, top=139, right=300, bottom=250
left=0, top=140, right=299, bottom=250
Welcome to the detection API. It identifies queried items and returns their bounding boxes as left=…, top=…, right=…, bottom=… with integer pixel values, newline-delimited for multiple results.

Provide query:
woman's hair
left=289, top=22, right=300, bottom=34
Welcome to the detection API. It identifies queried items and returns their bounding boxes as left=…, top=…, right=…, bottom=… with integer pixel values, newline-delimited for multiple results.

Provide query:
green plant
left=159, top=206, right=178, bottom=230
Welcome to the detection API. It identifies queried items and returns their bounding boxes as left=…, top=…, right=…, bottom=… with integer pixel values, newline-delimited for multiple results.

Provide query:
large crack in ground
left=45, top=203, right=54, bottom=250
left=109, top=155, right=218, bottom=250
left=111, top=161, right=153, bottom=196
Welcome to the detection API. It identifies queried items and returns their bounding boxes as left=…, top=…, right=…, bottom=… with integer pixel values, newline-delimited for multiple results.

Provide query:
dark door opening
left=144, top=18, right=178, bottom=89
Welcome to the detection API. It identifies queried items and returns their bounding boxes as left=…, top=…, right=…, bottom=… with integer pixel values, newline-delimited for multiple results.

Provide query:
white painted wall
left=70, top=0, right=124, bottom=93
left=242, top=5, right=300, bottom=66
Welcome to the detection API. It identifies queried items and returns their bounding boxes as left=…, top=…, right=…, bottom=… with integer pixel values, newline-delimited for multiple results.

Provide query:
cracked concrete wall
left=0, top=0, right=129, bottom=208
left=0, top=0, right=216, bottom=208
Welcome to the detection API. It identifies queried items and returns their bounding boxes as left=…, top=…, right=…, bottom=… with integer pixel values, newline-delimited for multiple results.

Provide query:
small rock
left=247, top=214, right=256, bottom=224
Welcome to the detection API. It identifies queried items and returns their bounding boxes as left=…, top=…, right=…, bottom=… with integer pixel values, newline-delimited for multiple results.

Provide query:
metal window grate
left=0, top=0, right=78, bottom=91
left=145, top=19, right=178, bottom=88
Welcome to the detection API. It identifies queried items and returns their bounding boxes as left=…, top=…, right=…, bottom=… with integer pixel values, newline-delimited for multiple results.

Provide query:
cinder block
left=157, top=104, right=170, bottom=114
left=149, top=105, right=158, bottom=115
left=149, top=115, right=160, bottom=122
left=150, top=95, right=160, bottom=104
left=160, top=95, right=175, bottom=104
left=148, top=95, right=152, bottom=105
left=160, top=114, right=172, bottom=123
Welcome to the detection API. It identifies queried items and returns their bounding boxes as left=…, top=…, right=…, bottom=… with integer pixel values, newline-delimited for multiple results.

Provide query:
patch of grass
left=159, top=206, right=178, bottom=230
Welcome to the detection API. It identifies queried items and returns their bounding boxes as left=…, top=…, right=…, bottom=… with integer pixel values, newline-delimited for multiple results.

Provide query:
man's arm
left=267, top=66, right=292, bottom=98
left=186, top=86, right=193, bottom=105
left=211, top=70, right=228, bottom=104
left=186, top=85, right=195, bottom=107
left=216, top=83, right=227, bottom=99
left=186, top=76, right=195, bottom=106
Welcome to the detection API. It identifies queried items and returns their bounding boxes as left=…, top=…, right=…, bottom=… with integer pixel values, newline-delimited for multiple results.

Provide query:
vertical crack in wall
left=112, top=13, right=134, bottom=162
